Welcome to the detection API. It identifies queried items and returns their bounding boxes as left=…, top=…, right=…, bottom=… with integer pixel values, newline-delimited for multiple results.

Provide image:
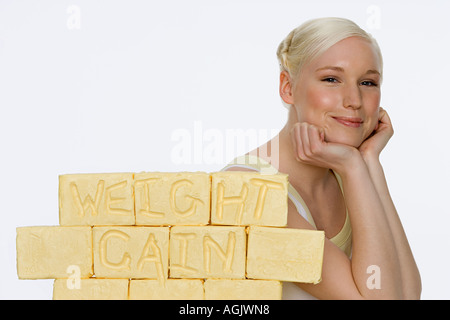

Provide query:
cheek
left=365, top=96, right=381, bottom=129
left=296, top=85, right=339, bottom=122
left=361, top=107, right=380, bottom=142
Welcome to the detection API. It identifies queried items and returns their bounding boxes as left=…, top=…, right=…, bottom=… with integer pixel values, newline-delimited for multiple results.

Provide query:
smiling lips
left=332, top=116, right=364, bottom=128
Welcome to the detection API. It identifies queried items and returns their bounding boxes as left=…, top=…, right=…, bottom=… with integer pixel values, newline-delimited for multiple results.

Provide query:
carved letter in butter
left=137, top=234, right=166, bottom=285
left=105, top=180, right=132, bottom=216
left=135, top=172, right=210, bottom=226
left=59, top=173, right=134, bottom=225
left=170, top=179, right=204, bottom=218
left=93, top=227, right=169, bottom=280
left=170, top=233, right=198, bottom=275
left=203, top=231, right=236, bottom=274
left=70, top=180, right=104, bottom=217
left=211, top=172, right=288, bottom=226
left=249, top=178, right=284, bottom=220
left=134, top=178, right=165, bottom=219
left=170, top=226, right=246, bottom=279
left=215, top=182, right=248, bottom=224
left=99, top=230, right=131, bottom=271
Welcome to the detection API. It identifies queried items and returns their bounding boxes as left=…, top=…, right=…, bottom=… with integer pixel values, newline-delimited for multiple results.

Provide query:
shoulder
left=222, top=166, right=258, bottom=172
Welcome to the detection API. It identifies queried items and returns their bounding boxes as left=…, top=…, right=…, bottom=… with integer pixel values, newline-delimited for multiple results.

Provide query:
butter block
left=16, top=226, right=92, bottom=279
left=59, top=173, right=134, bottom=226
left=93, top=227, right=169, bottom=280
left=53, top=279, right=129, bottom=300
left=211, top=172, right=288, bottom=226
left=129, top=279, right=204, bottom=300
left=135, top=172, right=210, bottom=226
left=170, top=226, right=246, bottom=279
left=204, top=279, right=282, bottom=300
left=247, top=226, right=325, bottom=284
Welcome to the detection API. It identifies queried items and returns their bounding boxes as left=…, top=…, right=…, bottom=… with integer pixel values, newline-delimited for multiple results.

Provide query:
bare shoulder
left=222, top=166, right=258, bottom=172
left=287, top=197, right=315, bottom=231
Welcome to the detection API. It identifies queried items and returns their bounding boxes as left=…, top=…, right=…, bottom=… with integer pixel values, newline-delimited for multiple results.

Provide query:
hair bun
left=276, top=30, right=295, bottom=73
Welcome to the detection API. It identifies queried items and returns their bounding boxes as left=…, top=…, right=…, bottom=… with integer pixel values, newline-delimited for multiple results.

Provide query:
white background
left=1, top=0, right=449, bottom=299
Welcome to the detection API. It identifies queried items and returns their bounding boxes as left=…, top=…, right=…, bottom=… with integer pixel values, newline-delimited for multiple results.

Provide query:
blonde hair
left=277, top=17, right=383, bottom=107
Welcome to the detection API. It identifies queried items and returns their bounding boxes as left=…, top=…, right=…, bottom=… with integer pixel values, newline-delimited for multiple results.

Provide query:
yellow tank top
left=222, top=154, right=352, bottom=257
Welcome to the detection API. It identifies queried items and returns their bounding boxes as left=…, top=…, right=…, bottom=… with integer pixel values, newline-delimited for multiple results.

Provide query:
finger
left=289, top=124, right=298, bottom=160
left=300, top=123, right=311, bottom=158
left=377, top=107, right=394, bottom=137
left=379, top=107, right=392, bottom=126
left=290, top=123, right=304, bottom=161
left=308, top=125, right=325, bottom=155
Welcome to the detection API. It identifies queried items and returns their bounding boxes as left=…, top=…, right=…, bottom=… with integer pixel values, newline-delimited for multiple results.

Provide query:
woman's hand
left=290, top=122, right=362, bottom=176
left=358, top=107, right=394, bottom=161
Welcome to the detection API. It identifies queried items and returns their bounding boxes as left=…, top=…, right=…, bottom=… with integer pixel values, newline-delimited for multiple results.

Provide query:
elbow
left=398, top=270, right=422, bottom=300
left=403, top=276, right=422, bottom=300
left=363, top=276, right=422, bottom=300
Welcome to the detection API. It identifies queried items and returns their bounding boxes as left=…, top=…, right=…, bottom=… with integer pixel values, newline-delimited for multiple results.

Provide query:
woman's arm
left=361, top=156, right=421, bottom=299
left=290, top=122, right=407, bottom=299
left=338, top=154, right=404, bottom=298
left=359, top=109, right=422, bottom=299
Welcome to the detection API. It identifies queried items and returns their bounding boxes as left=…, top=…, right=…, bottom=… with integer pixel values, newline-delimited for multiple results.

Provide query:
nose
left=343, top=84, right=362, bottom=110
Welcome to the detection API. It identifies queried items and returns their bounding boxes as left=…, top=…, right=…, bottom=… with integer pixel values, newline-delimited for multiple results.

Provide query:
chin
left=324, top=132, right=364, bottom=148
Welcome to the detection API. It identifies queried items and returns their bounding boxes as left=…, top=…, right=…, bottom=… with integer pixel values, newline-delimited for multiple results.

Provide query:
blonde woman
left=223, top=17, right=421, bottom=299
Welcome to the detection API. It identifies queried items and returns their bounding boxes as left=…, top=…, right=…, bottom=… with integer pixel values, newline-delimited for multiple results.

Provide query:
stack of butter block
left=16, top=171, right=325, bottom=300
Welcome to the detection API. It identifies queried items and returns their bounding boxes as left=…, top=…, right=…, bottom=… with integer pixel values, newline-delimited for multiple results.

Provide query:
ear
left=279, top=70, right=295, bottom=105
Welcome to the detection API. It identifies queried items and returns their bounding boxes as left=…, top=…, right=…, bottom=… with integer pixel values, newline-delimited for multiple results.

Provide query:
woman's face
left=283, top=36, right=382, bottom=147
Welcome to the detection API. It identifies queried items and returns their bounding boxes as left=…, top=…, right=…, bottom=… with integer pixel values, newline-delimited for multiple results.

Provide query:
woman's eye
left=361, top=80, right=378, bottom=87
left=322, top=77, right=338, bottom=83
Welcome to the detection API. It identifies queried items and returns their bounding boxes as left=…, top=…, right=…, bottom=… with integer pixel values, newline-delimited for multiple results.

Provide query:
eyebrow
left=315, top=66, right=381, bottom=76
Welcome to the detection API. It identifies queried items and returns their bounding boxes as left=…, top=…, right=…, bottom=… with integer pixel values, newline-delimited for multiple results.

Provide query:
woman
left=223, top=17, right=421, bottom=299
